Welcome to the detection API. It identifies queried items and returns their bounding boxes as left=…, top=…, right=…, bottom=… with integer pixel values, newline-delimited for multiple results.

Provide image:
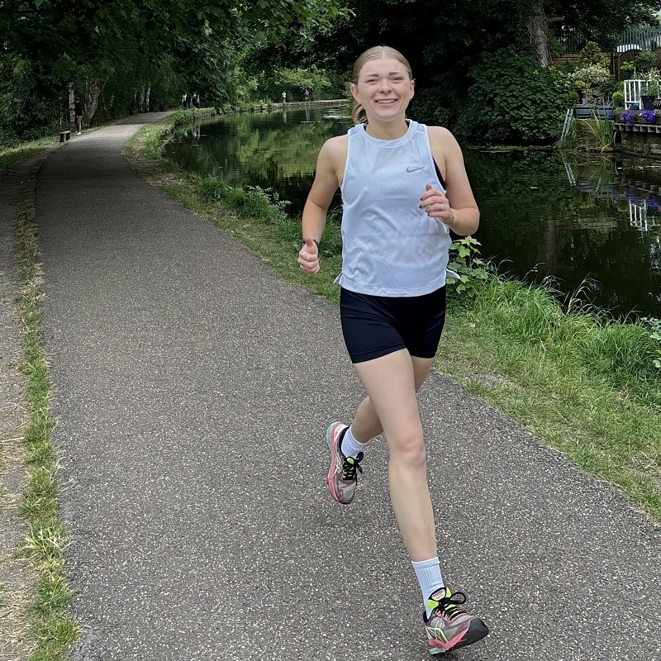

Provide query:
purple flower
left=619, top=110, right=634, bottom=125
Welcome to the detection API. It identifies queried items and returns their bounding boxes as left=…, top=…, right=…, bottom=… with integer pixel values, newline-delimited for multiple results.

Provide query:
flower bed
left=615, top=109, right=661, bottom=125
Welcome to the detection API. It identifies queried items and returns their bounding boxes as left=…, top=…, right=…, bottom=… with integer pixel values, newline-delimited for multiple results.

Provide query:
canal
left=164, top=106, right=661, bottom=319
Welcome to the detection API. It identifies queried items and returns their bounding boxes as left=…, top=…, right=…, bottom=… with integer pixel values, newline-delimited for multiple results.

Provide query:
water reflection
left=165, top=109, right=660, bottom=318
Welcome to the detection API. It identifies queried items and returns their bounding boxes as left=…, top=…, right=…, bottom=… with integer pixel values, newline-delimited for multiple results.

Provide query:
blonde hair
left=350, top=46, right=413, bottom=124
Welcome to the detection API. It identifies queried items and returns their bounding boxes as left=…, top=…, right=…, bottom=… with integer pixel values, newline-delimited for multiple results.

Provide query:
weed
left=447, top=236, right=491, bottom=302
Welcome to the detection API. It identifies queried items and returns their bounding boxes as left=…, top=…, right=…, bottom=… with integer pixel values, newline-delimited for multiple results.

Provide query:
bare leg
left=351, top=355, right=434, bottom=442
left=353, top=349, right=436, bottom=561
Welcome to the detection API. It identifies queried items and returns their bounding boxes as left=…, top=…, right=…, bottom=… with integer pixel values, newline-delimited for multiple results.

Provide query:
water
left=164, top=107, right=661, bottom=318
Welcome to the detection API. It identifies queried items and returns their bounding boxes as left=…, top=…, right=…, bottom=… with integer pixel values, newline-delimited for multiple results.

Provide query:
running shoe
left=326, top=422, right=363, bottom=505
left=423, top=586, right=489, bottom=655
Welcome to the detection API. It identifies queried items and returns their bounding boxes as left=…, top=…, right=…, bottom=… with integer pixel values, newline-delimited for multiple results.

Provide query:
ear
left=350, top=82, right=360, bottom=104
left=409, top=79, right=415, bottom=100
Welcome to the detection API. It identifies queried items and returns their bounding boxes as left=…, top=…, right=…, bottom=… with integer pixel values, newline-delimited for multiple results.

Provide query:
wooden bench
left=59, top=130, right=71, bottom=142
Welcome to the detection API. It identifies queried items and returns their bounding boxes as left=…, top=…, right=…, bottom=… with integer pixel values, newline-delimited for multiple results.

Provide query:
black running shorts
left=340, top=286, right=447, bottom=364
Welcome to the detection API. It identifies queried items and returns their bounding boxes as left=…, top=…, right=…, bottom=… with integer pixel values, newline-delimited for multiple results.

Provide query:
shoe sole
left=428, top=619, right=489, bottom=655
left=325, top=421, right=347, bottom=504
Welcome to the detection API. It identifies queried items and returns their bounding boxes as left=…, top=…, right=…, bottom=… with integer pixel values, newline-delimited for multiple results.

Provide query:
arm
left=298, top=136, right=345, bottom=274
left=420, top=126, right=479, bottom=237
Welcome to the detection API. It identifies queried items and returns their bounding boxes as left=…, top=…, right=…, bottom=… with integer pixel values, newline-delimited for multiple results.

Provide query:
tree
left=0, top=0, right=350, bottom=143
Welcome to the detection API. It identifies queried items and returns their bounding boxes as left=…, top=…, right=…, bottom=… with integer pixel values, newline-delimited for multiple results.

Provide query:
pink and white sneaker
left=325, top=422, right=363, bottom=505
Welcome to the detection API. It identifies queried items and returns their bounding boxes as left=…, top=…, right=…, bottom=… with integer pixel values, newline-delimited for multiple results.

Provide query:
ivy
left=453, top=47, right=571, bottom=145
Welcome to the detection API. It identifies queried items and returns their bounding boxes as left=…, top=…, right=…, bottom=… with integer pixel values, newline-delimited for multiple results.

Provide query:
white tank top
left=336, top=120, right=452, bottom=297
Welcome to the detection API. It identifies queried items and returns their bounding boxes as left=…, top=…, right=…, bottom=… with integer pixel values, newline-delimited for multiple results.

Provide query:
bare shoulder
left=427, top=125, right=461, bottom=152
left=319, top=134, right=348, bottom=162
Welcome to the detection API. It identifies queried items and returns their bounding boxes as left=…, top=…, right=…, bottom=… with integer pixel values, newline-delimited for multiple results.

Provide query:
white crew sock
left=340, top=425, right=366, bottom=459
left=412, top=557, right=444, bottom=618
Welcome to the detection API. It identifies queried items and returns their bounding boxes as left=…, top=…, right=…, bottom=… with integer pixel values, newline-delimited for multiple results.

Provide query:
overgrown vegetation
left=453, top=47, right=572, bottom=144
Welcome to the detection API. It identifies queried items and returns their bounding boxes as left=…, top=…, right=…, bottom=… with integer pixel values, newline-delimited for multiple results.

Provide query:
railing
left=556, top=27, right=661, bottom=54
left=624, top=79, right=645, bottom=109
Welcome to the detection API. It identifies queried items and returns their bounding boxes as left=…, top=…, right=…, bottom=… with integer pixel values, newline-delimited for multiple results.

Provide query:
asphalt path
left=33, top=114, right=659, bottom=660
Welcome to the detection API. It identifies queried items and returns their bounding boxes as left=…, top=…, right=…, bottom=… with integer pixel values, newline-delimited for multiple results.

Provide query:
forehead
left=358, top=57, right=409, bottom=78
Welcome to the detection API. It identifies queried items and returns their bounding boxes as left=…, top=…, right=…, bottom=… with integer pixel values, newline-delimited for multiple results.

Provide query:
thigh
left=353, top=349, right=422, bottom=441
left=412, top=355, right=434, bottom=391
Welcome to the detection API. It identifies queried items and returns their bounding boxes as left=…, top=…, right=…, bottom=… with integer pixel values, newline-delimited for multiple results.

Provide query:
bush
left=453, top=47, right=571, bottom=144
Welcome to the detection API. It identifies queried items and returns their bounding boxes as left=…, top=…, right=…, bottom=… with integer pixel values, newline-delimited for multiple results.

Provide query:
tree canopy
left=1, top=0, right=660, bottom=145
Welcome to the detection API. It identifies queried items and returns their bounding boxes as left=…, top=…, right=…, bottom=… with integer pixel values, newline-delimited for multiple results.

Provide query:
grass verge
left=127, top=114, right=660, bottom=523
left=0, top=139, right=54, bottom=173
left=10, top=149, right=80, bottom=659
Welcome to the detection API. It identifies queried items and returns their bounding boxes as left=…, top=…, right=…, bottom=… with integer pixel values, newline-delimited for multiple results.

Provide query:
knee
left=389, top=428, right=426, bottom=469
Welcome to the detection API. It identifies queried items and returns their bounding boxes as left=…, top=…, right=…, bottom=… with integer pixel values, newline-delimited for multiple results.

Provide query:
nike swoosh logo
left=406, top=165, right=424, bottom=173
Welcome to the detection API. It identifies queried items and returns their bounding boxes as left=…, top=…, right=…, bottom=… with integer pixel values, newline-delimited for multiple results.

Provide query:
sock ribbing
left=340, top=426, right=366, bottom=459
left=412, top=557, right=444, bottom=618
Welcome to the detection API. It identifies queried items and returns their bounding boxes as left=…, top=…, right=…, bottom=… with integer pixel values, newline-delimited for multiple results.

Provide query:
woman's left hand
left=419, top=183, right=456, bottom=228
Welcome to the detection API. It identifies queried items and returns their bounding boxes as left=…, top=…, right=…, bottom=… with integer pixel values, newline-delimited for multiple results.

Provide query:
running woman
left=297, top=45, right=489, bottom=655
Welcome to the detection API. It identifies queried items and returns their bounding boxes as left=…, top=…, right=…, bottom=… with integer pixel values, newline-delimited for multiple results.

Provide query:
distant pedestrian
left=282, top=91, right=287, bottom=104
left=74, top=98, right=84, bottom=135
left=297, top=45, right=488, bottom=656
left=193, top=93, right=201, bottom=109
left=304, top=88, right=310, bottom=102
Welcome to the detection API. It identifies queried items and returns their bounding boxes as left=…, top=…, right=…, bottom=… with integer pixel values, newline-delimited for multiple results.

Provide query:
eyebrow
left=363, top=71, right=407, bottom=78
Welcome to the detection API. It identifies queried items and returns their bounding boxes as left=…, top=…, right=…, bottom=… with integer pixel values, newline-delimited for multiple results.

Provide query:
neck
left=364, top=118, right=409, bottom=140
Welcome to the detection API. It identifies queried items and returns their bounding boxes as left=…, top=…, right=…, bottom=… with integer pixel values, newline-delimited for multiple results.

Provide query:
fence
left=556, top=27, right=661, bottom=54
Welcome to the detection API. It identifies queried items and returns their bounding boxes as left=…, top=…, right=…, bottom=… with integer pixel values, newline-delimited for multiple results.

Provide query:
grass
left=126, top=115, right=661, bottom=522
left=0, top=138, right=55, bottom=172
left=8, top=144, right=80, bottom=659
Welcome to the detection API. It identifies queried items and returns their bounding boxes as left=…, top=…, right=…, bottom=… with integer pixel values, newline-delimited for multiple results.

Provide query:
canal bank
left=164, top=106, right=661, bottom=318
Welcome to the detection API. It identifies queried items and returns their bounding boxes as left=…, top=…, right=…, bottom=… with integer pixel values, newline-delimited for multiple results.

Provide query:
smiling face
left=350, top=55, right=415, bottom=125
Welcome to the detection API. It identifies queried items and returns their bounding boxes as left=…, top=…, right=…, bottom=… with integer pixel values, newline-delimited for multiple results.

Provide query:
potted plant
left=567, top=64, right=612, bottom=117
left=642, top=69, right=661, bottom=109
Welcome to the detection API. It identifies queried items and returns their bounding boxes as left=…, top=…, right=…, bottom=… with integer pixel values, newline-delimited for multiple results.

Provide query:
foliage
left=254, top=65, right=335, bottom=103
left=641, top=68, right=661, bottom=97
left=586, top=111, right=616, bottom=151
left=620, top=49, right=659, bottom=77
left=579, top=41, right=609, bottom=68
left=0, top=0, right=350, bottom=141
left=641, top=317, right=661, bottom=369
left=453, top=47, right=571, bottom=144
left=567, top=63, right=612, bottom=102
left=197, top=176, right=291, bottom=223
left=447, top=235, right=491, bottom=301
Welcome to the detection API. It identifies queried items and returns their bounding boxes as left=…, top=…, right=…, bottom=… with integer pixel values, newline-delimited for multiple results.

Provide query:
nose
left=378, top=78, right=392, bottom=92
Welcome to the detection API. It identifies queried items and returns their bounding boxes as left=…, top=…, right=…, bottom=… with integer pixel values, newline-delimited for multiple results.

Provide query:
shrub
left=454, top=47, right=571, bottom=144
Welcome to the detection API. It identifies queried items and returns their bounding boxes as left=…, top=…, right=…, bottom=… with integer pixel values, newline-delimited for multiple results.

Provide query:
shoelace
left=434, top=590, right=467, bottom=620
left=341, top=451, right=364, bottom=481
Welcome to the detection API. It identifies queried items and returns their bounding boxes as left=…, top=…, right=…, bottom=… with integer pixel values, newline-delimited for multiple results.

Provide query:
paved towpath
left=32, top=114, right=659, bottom=660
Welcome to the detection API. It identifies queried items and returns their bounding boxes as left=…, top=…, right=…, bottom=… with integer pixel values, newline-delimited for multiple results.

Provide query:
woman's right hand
left=298, top=237, right=320, bottom=274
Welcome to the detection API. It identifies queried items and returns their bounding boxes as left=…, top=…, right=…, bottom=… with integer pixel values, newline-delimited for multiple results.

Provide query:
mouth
left=375, top=99, right=398, bottom=105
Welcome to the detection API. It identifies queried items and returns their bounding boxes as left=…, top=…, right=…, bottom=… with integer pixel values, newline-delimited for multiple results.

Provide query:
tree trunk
left=527, top=0, right=551, bottom=67
left=68, top=82, right=75, bottom=128
left=85, top=80, right=102, bottom=126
